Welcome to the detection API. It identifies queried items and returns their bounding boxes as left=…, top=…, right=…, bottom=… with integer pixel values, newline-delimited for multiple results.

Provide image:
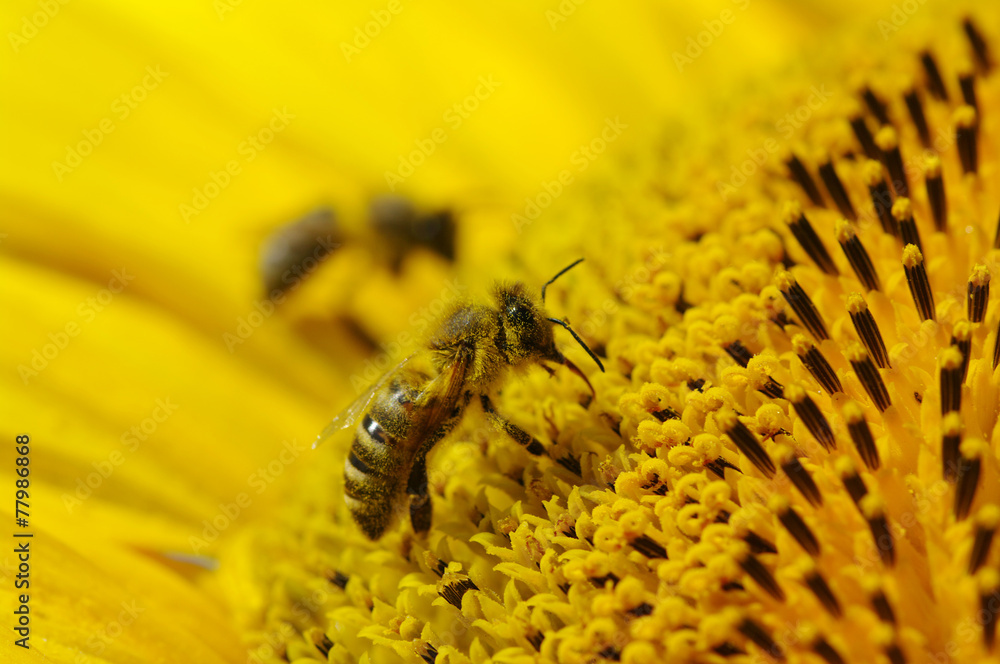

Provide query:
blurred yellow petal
left=5, top=0, right=994, bottom=663
left=0, top=504, right=243, bottom=662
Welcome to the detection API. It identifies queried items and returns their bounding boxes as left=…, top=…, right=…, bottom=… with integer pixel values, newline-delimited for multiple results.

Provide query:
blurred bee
left=258, top=206, right=341, bottom=299
left=314, top=259, right=604, bottom=539
left=368, top=194, right=456, bottom=273
left=259, top=197, right=455, bottom=300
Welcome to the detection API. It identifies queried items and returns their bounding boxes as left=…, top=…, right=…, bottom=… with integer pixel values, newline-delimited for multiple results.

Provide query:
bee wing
left=313, top=353, right=416, bottom=449
left=405, top=347, right=473, bottom=444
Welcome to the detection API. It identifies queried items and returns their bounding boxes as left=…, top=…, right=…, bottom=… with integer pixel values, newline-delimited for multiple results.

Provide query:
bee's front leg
left=480, top=395, right=545, bottom=456
left=480, top=395, right=582, bottom=475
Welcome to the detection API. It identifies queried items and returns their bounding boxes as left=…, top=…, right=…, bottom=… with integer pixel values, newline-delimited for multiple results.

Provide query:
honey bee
left=315, top=259, right=604, bottom=539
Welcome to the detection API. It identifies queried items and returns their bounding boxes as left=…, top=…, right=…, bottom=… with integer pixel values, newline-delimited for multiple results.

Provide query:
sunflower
left=3, top=1, right=997, bottom=663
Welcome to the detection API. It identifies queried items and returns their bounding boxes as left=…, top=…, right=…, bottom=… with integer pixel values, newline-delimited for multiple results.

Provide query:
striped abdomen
left=343, top=374, right=426, bottom=539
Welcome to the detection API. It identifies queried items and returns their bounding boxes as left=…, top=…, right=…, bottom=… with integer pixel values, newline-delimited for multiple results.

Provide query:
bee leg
left=480, top=395, right=546, bottom=456
left=481, top=395, right=582, bottom=475
left=407, top=451, right=432, bottom=534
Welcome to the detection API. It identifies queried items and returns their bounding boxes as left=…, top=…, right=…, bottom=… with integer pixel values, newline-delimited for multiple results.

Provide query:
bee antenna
left=547, top=317, right=605, bottom=372
left=541, top=258, right=585, bottom=303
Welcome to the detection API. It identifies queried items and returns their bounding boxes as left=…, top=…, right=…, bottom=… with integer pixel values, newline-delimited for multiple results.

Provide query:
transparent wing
left=313, top=353, right=416, bottom=449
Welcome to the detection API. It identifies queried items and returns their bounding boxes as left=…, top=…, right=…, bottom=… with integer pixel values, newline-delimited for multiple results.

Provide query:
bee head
left=493, top=260, right=605, bottom=392
left=494, top=282, right=559, bottom=363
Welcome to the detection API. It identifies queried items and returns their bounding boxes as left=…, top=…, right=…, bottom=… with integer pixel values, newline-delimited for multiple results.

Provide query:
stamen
left=850, top=115, right=881, bottom=160
left=955, top=438, right=985, bottom=520
left=785, top=384, right=835, bottom=451
left=717, top=410, right=776, bottom=479
left=836, top=221, right=881, bottom=292
left=923, top=156, right=947, bottom=232
left=744, top=530, right=777, bottom=556
left=876, top=127, right=908, bottom=198
left=722, top=338, right=785, bottom=399
left=759, top=376, right=785, bottom=400
left=309, top=631, right=334, bottom=658
left=959, top=71, right=978, bottom=112
left=902, top=245, right=935, bottom=322
left=885, top=643, right=907, bottom=664
left=675, top=290, right=693, bottom=314
left=629, top=534, right=667, bottom=559
left=955, top=105, right=978, bottom=175
left=786, top=154, right=824, bottom=207
left=939, top=346, right=964, bottom=415
left=847, top=343, right=891, bottom=412
left=421, top=644, right=439, bottom=664
left=963, top=17, right=992, bottom=73
left=776, top=271, right=828, bottom=341
left=993, top=309, right=1000, bottom=368
left=804, top=566, right=843, bottom=617
left=892, top=198, right=922, bottom=253
left=327, top=570, right=350, bottom=588
left=818, top=161, right=857, bottom=220
left=776, top=444, right=823, bottom=507
left=836, top=456, right=868, bottom=508
left=733, top=544, right=784, bottom=601
left=968, top=265, right=990, bottom=323
left=440, top=576, right=478, bottom=608
left=769, top=495, right=820, bottom=556
left=980, top=569, right=1000, bottom=651
left=844, top=400, right=880, bottom=470
left=863, top=160, right=897, bottom=237
left=941, top=411, right=962, bottom=483
left=737, top=619, right=784, bottom=660
left=864, top=578, right=897, bottom=624
left=812, top=637, right=846, bottom=664
left=920, top=51, right=949, bottom=100
left=557, top=454, right=582, bottom=476
left=862, top=86, right=891, bottom=126
left=861, top=494, right=895, bottom=567
left=783, top=201, right=838, bottom=275
left=969, top=506, right=1000, bottom=574
left=792, top=334, right=843, bottom=395
left=903, top=90, right=931, bottom=147
left=847, top=293, right=889, bottom=369
left=951, top=320, right=972, bottom=384
left=724, top=339, right=753, bottom=367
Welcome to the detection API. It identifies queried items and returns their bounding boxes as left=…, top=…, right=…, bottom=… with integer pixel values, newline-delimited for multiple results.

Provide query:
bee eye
left=507, top=304, right=531, bottom=326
